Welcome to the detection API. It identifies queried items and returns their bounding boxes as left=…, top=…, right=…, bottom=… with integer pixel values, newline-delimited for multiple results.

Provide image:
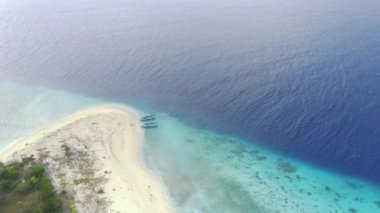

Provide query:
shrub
left=39, top=176, right=54, bottom=198
left=29, top=165, right=45, bottom=178
left=97, top=188, right=105, bottom=194
left=44, top=196, right=62, bottom=213
left=15, top=181, right=31, bottom=193
left=0, top=162, right=4, bottom=175
left=69, top=204, right=77, bottom=213
left=30, top=205, right=44, bottom=213
left=3, top=165, right=20, bottom=179
left=0, top=179, right=12, bottom=191
left=0, top=162, right=63, bottom=213
left=29, top=176, right=38, bottom=185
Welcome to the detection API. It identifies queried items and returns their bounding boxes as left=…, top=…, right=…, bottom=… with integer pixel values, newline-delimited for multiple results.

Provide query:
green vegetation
left=0, top=161, right=63, bottom=213
left=69, top=203, right=78, bottom=213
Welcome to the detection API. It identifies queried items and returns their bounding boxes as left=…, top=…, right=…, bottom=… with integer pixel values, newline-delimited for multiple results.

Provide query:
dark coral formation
left=374, top=200, right=380, bottom=208
left=346, top=182, right=363, bottom=190
left=255, top=155, right=267, bottom=161
left=277, top=160, right=297, bottom=173
left=348, top=208, right=358, bottom=213
left=325, top=186, right=332, bottom=192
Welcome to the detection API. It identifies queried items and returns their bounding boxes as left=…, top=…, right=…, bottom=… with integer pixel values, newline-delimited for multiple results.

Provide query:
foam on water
left=143, top=114, right=380, bottom=212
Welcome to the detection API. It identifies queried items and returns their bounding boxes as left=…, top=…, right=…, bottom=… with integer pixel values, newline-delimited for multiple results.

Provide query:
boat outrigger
left=140, top=114, right=155, bottom=121
left=141, top=122, right=158, bottom=128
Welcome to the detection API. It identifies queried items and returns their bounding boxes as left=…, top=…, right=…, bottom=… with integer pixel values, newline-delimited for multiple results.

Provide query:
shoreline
left=0, top=105, right=172, bottom=213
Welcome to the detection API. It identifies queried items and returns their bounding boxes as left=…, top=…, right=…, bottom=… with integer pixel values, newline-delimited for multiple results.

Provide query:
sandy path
left=0, top=105, right=172, bottom=213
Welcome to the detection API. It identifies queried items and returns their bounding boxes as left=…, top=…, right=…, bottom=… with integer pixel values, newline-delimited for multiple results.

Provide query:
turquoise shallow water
left=143, top=114, right=380, bottom=212
left=0, top=83, right=104, bottom=149
left=1, top=83, right=379, bottom=212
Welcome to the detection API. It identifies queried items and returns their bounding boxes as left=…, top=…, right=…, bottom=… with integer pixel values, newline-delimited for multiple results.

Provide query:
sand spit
left=0, top=106, right=171, bottom=213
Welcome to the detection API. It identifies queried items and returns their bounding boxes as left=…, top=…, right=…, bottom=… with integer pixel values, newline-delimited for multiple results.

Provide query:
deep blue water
left=1, top=0, right=380, bottom=185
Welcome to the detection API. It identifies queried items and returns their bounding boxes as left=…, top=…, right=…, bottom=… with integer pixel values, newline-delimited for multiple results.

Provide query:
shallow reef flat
left=143, top=115, right=380, bottom=213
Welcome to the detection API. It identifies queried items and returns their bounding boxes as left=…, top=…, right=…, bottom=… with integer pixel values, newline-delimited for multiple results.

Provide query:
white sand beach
left=0, top=105, right=171, bottom=213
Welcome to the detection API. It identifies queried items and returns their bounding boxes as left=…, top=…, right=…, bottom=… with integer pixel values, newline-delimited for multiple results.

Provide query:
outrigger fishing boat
left=140, top=114, right=155, bottom=121
left=141, top=122, right=158, bottom=128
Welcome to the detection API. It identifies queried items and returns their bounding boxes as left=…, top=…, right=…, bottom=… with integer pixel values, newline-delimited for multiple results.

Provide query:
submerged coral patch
left=374, top=200, right=380, bottom=208
left=142, top=113, right=380, bottom=212
left=255, top=155, right=267, bottom=161
left=346, top=182, right=363, bottom=190
left=277, top=159, right=297, bottom=173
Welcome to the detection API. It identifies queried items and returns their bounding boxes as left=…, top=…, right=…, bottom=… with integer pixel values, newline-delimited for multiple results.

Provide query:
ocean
left=1, top=0, right=380, bottom=211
